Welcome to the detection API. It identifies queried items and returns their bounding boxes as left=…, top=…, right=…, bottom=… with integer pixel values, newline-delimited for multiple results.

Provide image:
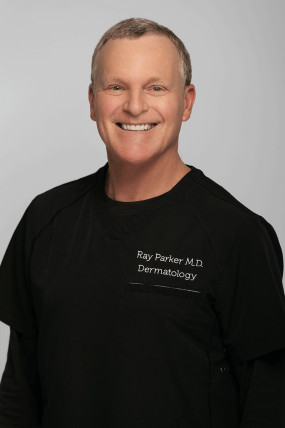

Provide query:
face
left=88, top=35, right=195, bottom=165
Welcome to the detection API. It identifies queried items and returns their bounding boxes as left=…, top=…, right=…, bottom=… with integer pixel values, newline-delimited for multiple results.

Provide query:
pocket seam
left=126, top=281, right=203, bottom=299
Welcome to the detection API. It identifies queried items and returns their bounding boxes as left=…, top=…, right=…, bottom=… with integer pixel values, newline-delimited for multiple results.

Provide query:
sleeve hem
left=228, top=343, right=285, bottom=362
left=0, top=305, right=37, bottom=337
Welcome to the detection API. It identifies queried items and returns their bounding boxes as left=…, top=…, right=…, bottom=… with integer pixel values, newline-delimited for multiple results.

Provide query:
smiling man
left=88, top=31, right=195, bottom=201
left=0, top=17, right=285, bottom=428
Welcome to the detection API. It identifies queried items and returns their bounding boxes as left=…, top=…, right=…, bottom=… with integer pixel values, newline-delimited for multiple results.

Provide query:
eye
left=105, top=85, right=123, bottom=95
left=148, top=86, right=166, bottom=95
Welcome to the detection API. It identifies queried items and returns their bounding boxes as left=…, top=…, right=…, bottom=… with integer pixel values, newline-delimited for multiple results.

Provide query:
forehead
left=96, top=35, right=181, bottom=83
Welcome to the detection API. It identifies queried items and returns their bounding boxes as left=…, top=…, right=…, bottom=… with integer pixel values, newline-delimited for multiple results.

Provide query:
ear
left=88, top=84, right=96, bottom=122
left=182, top=84, right=196, bottom=122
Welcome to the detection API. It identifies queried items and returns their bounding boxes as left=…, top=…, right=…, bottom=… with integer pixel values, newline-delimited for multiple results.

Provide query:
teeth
left=120, top=123, right=156, bottom=131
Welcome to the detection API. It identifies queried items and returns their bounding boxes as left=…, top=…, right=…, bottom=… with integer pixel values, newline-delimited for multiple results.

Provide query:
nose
left=122, top=89, right=149, bottom=116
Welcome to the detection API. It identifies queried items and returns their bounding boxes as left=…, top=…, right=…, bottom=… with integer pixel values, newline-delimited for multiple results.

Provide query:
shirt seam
left=28, top=182, right=99, bottom=287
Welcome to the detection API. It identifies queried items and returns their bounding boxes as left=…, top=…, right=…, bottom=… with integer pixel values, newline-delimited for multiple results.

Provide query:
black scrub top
left=0, top=162, right=285, bottom=428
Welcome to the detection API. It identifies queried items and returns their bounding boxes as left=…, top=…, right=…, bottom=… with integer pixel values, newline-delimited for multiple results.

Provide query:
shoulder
left=187, top=165, right=259, bottom=223
left=185, top=165, right=283, bottom=270
left=22, top=163, right=107, bottom=240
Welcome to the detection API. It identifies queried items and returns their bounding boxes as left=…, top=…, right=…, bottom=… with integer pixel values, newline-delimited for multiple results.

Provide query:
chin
left=107, top=146, right=159, bottom=166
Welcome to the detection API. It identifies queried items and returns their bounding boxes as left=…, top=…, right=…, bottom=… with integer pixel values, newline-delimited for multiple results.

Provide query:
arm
left=214, top=215, right=285, bottom=425
left=239, top=348, right=285, bottom=428
left=231, top=349, right=285, bottom=428
left=0, top=328, right=42, bottom=427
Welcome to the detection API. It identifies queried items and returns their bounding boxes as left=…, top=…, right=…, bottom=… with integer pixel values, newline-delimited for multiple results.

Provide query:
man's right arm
left=0, top=327, right=42, bottom=428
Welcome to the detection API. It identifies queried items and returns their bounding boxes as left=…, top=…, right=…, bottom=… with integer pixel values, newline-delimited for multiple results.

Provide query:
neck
left=104, top=153, right=191, bottom=202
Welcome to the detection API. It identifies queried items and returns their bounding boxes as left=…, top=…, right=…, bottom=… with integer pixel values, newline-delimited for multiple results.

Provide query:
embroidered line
left=128, top=282, right=201, bottom=294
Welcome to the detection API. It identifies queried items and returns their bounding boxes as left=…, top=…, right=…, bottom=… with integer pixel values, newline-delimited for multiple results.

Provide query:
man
left=0, top=17, right=285, bottom=428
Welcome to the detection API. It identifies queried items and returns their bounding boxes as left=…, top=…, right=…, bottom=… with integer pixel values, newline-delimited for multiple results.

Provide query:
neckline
left=100, top=162, right=203, bottom=215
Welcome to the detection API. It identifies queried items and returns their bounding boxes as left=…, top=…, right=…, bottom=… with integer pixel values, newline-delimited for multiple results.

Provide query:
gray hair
left=90, top=18, right=192, bottom=89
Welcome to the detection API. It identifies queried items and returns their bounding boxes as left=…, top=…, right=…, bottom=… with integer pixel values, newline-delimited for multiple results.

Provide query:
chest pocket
left=117, top=281, right=207, bottom=364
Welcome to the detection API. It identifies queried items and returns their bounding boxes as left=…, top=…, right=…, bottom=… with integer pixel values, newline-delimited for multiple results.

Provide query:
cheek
left=163, top=108, right=183, bottom=129
left=94, top=96, right=116, bottom=121
left=94, top=102, right=106, bottom=121
left=156, top=97, right=183, bottom=123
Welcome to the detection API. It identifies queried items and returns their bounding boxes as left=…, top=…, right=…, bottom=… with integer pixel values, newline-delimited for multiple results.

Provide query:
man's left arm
left=236, top=348, right=285, bottom=427
left=214, top=214, right=285, bottom=426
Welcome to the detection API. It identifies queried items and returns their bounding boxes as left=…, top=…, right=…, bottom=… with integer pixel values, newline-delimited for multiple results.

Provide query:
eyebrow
left=104, top=76, right=166, bottom=86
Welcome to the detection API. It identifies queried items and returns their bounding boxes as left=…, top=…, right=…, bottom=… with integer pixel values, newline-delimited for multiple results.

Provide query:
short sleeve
left=214, top=214, right=285, bottom=363
left=0, top=328, right=43, bottom=427
left=0, top=199, right=38, bottom=338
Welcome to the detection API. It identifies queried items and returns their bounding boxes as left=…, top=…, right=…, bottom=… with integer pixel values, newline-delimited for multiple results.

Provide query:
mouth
left=116, top=123, right=157, bottom=131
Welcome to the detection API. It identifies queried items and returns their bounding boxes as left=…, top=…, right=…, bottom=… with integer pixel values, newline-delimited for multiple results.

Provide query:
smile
left=116, top=123, right=157, bottom=131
